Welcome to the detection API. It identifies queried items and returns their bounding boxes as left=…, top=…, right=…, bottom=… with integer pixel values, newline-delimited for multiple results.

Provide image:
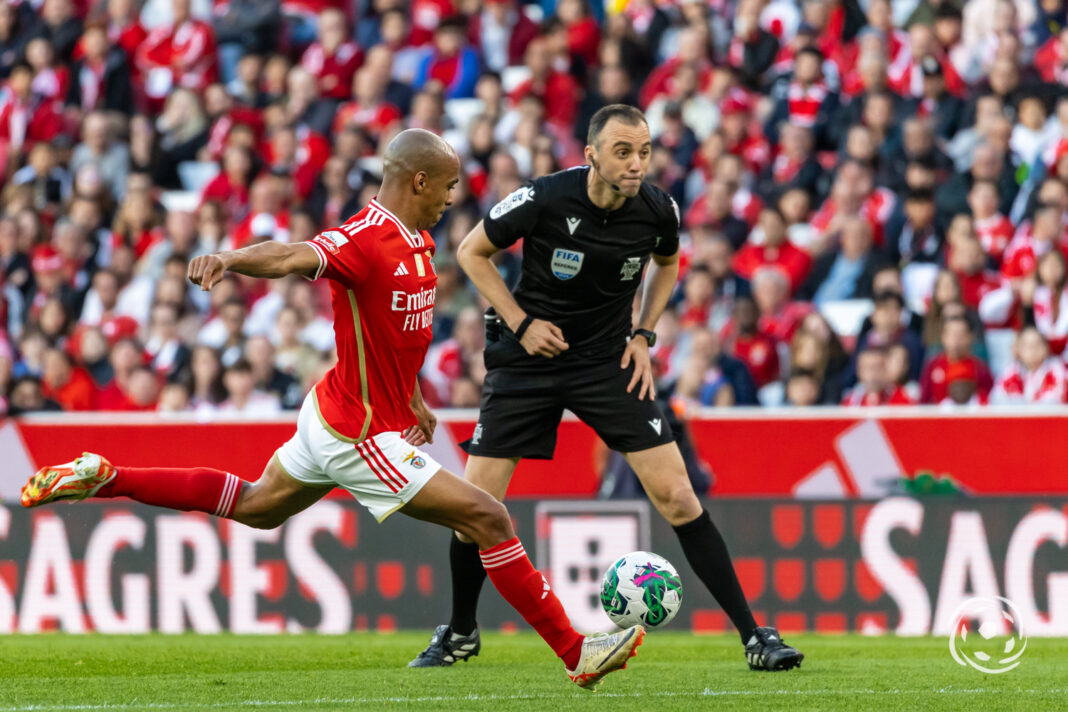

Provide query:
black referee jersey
left=482, top=166, right=680, bottom=359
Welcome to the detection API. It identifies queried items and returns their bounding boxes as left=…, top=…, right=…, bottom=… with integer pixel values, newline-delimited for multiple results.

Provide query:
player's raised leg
left=21, top=452, right=332, bottom=528
left=624, top=442, right=803, bottom=671
left=408, top=454, right=517, bottom=668
left=401, top=466, right=644, bottom=689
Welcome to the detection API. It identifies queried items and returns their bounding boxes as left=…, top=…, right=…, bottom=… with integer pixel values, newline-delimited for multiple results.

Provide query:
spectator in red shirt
left=408, top=0, right=456, bottom=47
left=134, top=0, right=218, bottom=112
left=200, top=144, right=254, bottom=224
left=105, top=0, right=147, bottom=60
left=949, top=232, right=1003, bottom=311
left=969, top=178, right=1014, bottom=266
left=555, top=0, right=600, bottom=69
left=413, top=16, right=480, bottom=99
left=678, top=265, right=714, bottom=329
left=751, top=265, right=811, bottom=344
left=684, top=180, right=750, bottom=250
left=724, top=295, right=780, bottom=388
left=41, top=346, right=97, bottom=410
left=920, top=315, right=994, bottom=403
left=508, top=35, right=581, bottom=130
left=0, top=63, right=63, bottom=167
left=841, top=346, right=914, bottom=406
left=26, top=37, right=69, bottom=103
left=301, top=8, right=363, bottom=101
left=230, top=174, right=291, bottom=248
left=1002, top=203, right=1068, bottom=279
left=941, top=358, right=990, bottom=407
left=263, top=122, right=329, bottom=200
left=992, top=326, right=1068, bottom=404
left=333, top=67, right=404, bottom=144
left=765, top=47, right=838, bottom=150
left=1034, top=26, right=1068, bottom=83
left=732, top=205, right=812, bottom=294
left=202, top=83, right=264, bottom=161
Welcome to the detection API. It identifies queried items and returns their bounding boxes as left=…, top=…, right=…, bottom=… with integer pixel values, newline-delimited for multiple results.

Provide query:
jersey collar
left=370, top=197, right=421, bottom=239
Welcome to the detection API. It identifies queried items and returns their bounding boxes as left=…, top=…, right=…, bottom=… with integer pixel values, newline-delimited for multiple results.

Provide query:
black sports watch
left=632, top=328, right=657, bottom=347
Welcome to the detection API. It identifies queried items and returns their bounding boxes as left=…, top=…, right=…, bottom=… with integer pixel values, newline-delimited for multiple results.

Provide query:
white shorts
left=275, top=392, right=441, bottom=521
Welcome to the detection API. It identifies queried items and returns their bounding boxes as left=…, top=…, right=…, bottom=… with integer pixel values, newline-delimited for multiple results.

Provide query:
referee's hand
left=519, top=319, right=569, bottom=358
left=621, top=337, right=656, bottom=401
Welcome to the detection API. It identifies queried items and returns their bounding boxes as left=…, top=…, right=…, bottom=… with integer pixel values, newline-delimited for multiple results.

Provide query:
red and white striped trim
left=306, top=241, right=328, bottom=280
left=305, top=211, right=388, bottom=280
left=214, top=473, right=242, bottom=518
left=356, top=439, right=408, bottom=493
left=479, top=539, right=527, bottom=569
left=370, top=199, right=424, bottom=249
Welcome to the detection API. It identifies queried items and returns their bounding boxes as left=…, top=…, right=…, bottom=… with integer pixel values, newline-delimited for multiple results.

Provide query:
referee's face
left=589, top=119, right=652, bottom=198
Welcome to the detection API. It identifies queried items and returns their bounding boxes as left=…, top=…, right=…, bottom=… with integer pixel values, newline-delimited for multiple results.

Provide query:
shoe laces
left=582, top=631, right=622, bottom=656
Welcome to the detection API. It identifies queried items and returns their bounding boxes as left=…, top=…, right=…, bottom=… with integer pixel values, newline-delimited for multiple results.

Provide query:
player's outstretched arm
left=457, top=221, right=569, bottom=358
left=188, top=242, right=321, bottom=291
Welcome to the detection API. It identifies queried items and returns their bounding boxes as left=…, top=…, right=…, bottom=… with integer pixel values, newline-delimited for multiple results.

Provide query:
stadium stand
left=2, top=0, right=1068, bottom=417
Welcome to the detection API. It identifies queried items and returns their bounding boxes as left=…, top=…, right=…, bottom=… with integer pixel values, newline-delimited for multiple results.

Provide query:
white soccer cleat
left=565, top=624, right=645, bottom=690
left=20, top=452, right=116, bottom=508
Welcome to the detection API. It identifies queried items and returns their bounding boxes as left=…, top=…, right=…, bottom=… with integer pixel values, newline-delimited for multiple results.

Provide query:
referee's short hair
left=587, top=104, right=648, bottom=147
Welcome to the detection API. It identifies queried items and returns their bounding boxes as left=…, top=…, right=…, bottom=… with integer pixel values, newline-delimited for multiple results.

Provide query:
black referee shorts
left=464, top=334, right=675, bottom=459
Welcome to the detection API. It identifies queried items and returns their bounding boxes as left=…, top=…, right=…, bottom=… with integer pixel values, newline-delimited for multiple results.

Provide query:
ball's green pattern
left=633, top=562, right=683, bottom=627
left=599, top=559, right=628, bottom=616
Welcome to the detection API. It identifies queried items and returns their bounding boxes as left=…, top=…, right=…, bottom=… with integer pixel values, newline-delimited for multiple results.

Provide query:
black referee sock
left=448, top=534, right=487, bottom=636
left=673, top=509, right=758, bottom=644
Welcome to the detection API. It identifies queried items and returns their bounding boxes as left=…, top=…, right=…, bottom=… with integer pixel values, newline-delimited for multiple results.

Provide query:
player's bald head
left=382, top=128, right=459, bottom=181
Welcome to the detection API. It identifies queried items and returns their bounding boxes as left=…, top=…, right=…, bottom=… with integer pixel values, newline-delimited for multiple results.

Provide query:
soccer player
left=20, top=129, right=644, bottom=689
left=409, top=106, right=803, bottom=671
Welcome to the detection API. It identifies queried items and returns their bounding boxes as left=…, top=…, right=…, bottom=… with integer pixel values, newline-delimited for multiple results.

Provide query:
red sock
left=480, top=537, right=584, bottom=668
left=95, top=467, right=243, bottom=518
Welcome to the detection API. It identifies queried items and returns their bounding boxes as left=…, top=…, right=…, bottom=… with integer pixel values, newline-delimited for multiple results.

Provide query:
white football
left=599, top=551, right=683, bottom=630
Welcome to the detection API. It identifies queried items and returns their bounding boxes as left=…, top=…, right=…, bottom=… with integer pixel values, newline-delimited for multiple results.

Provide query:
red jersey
left=974, top=214, right=1014, bottom=266
left=994, top=359, right=1067, bottom=404
left=304, top=199, right=437, bottom=441
left=301, top=41, right=363, bottom=100
left=920, top=354, right=993, bottom=404
left=731, top=332, right=780, bottom=388
left=732, top=241, right=812, bottom=293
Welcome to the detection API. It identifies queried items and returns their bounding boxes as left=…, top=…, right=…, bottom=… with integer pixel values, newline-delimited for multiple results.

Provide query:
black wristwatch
left=632, top=328, right=657, bottom=347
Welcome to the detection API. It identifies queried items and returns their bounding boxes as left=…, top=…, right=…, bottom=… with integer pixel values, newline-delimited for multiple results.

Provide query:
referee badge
left=551, top=248, right=585, bottom=280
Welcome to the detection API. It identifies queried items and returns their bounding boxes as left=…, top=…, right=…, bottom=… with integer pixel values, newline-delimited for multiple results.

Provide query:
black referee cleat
left=744, top=627, right=804, bottom=671
left=407, top=625, right=481, bottom=667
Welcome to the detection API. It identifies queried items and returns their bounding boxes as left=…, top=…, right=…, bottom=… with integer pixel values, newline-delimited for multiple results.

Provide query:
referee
left=409, top=105, right=803, bottom=672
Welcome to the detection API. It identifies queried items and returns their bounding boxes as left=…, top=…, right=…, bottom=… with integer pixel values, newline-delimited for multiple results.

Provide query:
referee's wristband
left=514, top=315, right=535, bottom=340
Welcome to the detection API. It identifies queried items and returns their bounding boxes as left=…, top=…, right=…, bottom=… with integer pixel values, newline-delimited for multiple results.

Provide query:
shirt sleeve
left=483, top=182, right=540, bottom=249
left=304, top=227, right=374, bottom=285
left=654, top=194, right=681, bottom=257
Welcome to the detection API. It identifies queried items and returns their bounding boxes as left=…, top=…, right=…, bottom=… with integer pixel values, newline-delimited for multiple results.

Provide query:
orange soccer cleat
left=20, top=453, right=116, bottom=508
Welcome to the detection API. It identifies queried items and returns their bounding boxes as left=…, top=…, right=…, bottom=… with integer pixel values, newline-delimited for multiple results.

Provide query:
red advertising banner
left=0, top=499, right=1064, bottom=636
left=2, top=408, right=1067, bottom=500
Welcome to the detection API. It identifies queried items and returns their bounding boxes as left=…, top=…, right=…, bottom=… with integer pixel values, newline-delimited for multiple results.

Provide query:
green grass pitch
left=1, top=633, right=1065, bottom=711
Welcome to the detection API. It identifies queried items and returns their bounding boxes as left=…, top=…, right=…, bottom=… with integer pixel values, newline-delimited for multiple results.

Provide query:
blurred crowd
left=2, top=0, right=1068, bottom=417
